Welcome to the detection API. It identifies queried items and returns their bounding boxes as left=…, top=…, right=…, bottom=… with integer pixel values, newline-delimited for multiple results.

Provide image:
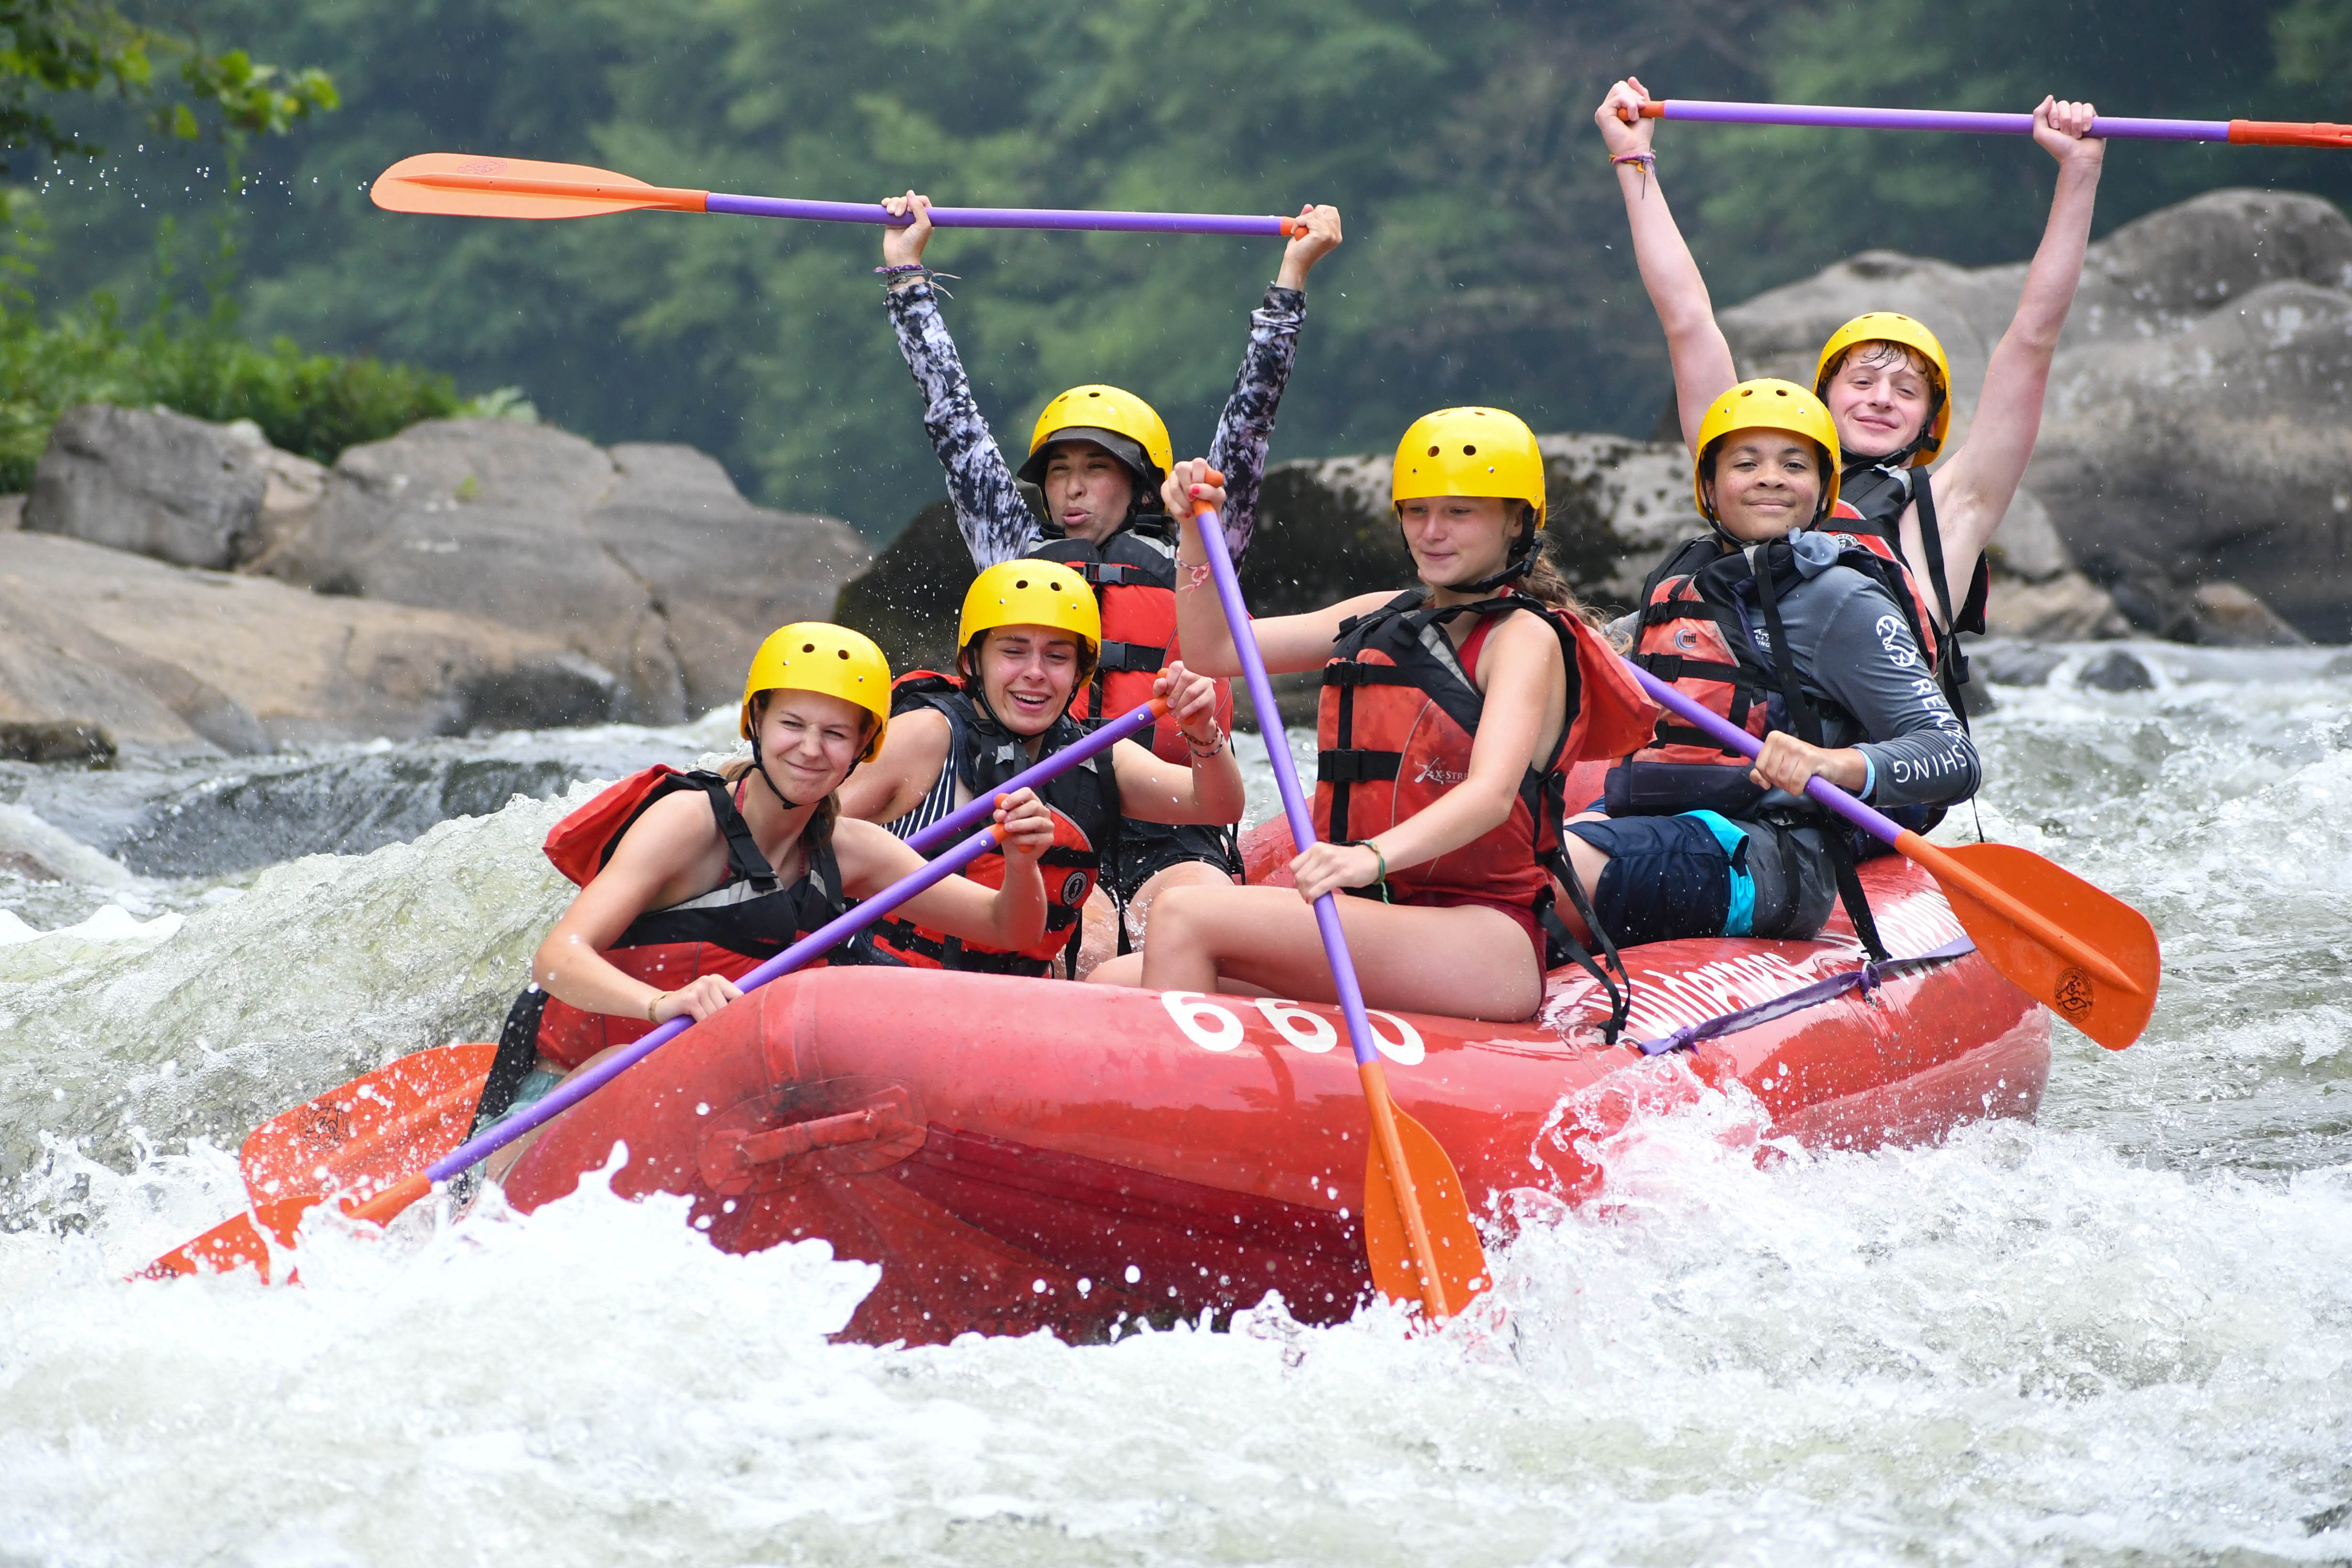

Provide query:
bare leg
left=1073, top=888, right=1121, bottom=979
left=1132, top=883, right=1546, bottom=1022
left=1122, top=859, right=1237, bottom=947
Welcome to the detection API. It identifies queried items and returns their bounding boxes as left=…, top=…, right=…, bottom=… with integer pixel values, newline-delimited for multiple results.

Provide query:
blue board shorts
left=1564, top=811, right=1836, bottom=946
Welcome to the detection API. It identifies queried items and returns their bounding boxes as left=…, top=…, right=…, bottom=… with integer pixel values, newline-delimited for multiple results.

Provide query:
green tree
left=2, top=0, right=335, bottom=166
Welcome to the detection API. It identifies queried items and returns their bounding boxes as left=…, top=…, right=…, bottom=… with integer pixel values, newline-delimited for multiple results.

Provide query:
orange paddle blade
left=1361, top=1104, right=1490, bottom=1320
left=240, top=1042, right=494, bottom=1205
left=1919, top=839, right=2161, bottom=1051
left=137, top=1195, right=320, bottom=1282
left=372, top=153, right=707, bottom=219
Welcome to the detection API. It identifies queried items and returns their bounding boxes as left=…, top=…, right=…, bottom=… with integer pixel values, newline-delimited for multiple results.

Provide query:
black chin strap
left=1749, top=541, right=1890, bottom=963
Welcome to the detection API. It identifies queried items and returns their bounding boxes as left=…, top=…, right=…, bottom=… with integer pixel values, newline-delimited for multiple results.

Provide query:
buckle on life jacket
left=1096, top=639, right=1166, bottom=674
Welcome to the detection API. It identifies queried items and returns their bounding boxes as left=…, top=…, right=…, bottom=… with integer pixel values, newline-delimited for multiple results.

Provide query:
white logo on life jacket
left=1673, top=628, right=1699, bottom=651
left=1415, top=758, right=1468, bottom=786
left=1058, top=871, right=1090, bottom=905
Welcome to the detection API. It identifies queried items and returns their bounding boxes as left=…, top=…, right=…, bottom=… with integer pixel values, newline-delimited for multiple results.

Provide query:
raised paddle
left=142, top=697, right=1175, bottom=1281
left=142, top=815, right=1024, bottom=1280
left=1638, top=98, right=2352, bottom=149
left=372, top=153, right=1301, bottom=236
left=1626, top=664, right=2161, bottom=1050
left=1187, top=501, right=1488, bottom=1324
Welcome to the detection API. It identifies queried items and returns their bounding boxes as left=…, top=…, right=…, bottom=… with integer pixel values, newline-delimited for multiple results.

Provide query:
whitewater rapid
left=1, top=642, right=2347, bottom=1565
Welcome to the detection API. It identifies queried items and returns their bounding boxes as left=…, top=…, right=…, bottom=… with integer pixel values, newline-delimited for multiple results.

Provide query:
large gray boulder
left=23, top=404, right=268, bottom=569
left=0, top=530, right=612, bottom=753
left=265, top=420, right=871, bottom=722
left=1719, top=188, right=2349, bottom=643
left=589, top=444, right=879, bottom=712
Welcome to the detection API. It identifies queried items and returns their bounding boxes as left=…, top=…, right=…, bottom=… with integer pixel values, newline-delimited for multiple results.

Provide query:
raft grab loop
left=1634, top=936, right=1976, bottom=1056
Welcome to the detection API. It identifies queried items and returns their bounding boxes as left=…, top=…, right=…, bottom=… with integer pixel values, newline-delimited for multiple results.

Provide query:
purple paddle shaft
left=424, top=824, right=1002, bottom=1183
left=1626, top=664, right=1906, bottom=845
left=705, top=192, right=1287, bottom=236
left=1190, top=507, right=1387, bottom=1070
left=902, top=699, right=1160, bottom=858
left=1649, top=98, right=2229, bottom=142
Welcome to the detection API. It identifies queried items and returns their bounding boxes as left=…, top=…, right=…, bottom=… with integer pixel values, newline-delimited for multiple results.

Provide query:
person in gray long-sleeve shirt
left=861, top=189, right=1344, bottom=971
left=1562, top=384, right=1981, bottom=950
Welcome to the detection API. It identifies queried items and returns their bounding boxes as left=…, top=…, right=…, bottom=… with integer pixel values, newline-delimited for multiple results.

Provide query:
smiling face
left=1820, top=341, right=1935, bottom=462
left=1702, top=429, right=1827, bottom=543
left=969, top=623, right=1085, bottom=737
left=1038, top=440, right=1138, bottom=545
left=751, top=688, right=870, bottom=799
left=1396, top=494, right=1516, bottom=593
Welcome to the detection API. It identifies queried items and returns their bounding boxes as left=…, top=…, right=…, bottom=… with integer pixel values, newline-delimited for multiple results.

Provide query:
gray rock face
left=266, top=421, right=872, bottom=722
left=24, top=404, right=268, bottom=569
left=0, top=529, right=615, bottom=754
left=590, top=443, right=878, bottom=713
left=1719, top=188, right=2352, bottom=642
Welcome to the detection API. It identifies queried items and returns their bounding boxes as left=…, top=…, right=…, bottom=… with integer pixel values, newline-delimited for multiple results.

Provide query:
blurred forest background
left=11, top=0, right=2352, bottom=535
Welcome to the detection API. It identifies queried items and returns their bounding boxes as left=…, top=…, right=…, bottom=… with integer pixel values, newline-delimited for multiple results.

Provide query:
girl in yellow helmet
left=1086, top=417, right=1661, bottom=1024
left=839, top=561, right=1245, bottom=977
left=469, top=624, right=1059, bottom=1164
left=874, top=189, right=1341, bottom=951
left=1594, top=75, right=2107, bottom=671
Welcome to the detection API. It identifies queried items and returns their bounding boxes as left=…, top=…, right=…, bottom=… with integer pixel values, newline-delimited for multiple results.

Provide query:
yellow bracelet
left=645, top=990, right=664, bottom=1024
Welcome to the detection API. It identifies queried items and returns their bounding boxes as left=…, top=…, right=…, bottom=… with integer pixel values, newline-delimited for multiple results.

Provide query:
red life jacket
left=1031, top=522, right=1234, bottom=764
left=1313, top=589, right=1659, bottom=1029
left=525, top=767, right=850, bottom=1072
left=1606, top=516, right=1945, bottom=822
left=851, top=673, right=1120, bottom=977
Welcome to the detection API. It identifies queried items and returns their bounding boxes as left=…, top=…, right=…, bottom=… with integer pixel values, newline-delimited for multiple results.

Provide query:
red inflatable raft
left=501, top=801, right=2047, bottom=1345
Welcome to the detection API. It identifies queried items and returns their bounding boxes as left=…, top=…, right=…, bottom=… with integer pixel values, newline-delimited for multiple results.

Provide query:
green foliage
left=0, top=0, right=335, bottom=167
left=2274, top=0, right=2352, bottom=83
left=18, top=0, right=2340, bottom=537
left=0, top=195, right=463, bottom=490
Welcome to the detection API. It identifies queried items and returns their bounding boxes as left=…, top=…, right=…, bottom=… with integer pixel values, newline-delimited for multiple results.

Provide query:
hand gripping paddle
left=372, top=153, right=1301, bottom=237
left=1628, top=664, right=2161, bottom=1049
left=140, top=698, right=1170, bottom=1282
left=1188, top=501, right=1488, bottom=1322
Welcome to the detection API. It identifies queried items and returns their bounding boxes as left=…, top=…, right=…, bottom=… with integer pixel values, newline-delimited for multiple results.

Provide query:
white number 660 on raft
left=1158, top=991, right=1426, bottom=1066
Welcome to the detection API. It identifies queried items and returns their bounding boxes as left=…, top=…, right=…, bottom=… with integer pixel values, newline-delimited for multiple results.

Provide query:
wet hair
left=1823, top=339, right=1947, bottom=443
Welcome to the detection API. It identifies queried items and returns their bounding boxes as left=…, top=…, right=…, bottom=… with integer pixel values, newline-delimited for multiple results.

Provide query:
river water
left=1, top=641, right=2347, bottom=1565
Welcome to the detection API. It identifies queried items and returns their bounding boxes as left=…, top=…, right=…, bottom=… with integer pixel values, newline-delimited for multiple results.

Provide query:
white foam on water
left=0, top=654, right=2348, bottom=1563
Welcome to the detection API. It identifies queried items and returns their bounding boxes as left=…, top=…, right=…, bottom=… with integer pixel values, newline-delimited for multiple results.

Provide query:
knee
left=1148, top=883, right=1219, bottom=946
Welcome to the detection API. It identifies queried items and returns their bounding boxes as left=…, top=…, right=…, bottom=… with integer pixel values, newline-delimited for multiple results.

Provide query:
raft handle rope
left=1633, top=934, right=1974, bottom=1056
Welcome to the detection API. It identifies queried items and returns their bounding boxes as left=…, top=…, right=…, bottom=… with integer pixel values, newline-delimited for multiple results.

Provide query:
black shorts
left=1563, top=811, right=1837, bottom=947
left=1107, top=817, right=1241, bottom=905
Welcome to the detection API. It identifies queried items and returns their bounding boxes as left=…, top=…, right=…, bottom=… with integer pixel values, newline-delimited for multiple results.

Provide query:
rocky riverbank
left=6, top=411, right=871, bottom=756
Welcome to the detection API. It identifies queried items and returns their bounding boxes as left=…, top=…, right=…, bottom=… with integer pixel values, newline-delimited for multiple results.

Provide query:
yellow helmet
left=740, top=622, right=892, bottom=761
left=1391, top=406, right=1546, bottom=528
left=1693, top=379, right=1843, bottom=523
left=957, top=558, right=1103, bottom=677
left=1016, top=384, right=1174, bottom=490
left=1812, top=312, right=1952, bottom=466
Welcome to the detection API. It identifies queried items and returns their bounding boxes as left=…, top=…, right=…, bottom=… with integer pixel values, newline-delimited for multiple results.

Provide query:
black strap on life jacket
left=1323, top=589, right=1629, bottom=1040
left=1839, top=466, right=1980, bottom=730
left=1032, top=522, right=1181, bottom=718
left=1747, top=542, right=1891, bottom=963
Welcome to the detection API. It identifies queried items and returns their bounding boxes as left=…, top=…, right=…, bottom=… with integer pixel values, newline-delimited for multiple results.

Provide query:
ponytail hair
left=1508, top=505, right=1609, bottom=629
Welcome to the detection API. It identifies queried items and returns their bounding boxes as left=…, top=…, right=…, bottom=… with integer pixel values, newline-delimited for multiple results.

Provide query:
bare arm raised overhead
left=1596, top=74, right=1738, bottom=449
left=1919, top=98, right=2105, bottom=595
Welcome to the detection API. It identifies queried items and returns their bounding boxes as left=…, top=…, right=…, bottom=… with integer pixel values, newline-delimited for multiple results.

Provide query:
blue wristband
left=1859, top=752, right=1877, bottom=801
